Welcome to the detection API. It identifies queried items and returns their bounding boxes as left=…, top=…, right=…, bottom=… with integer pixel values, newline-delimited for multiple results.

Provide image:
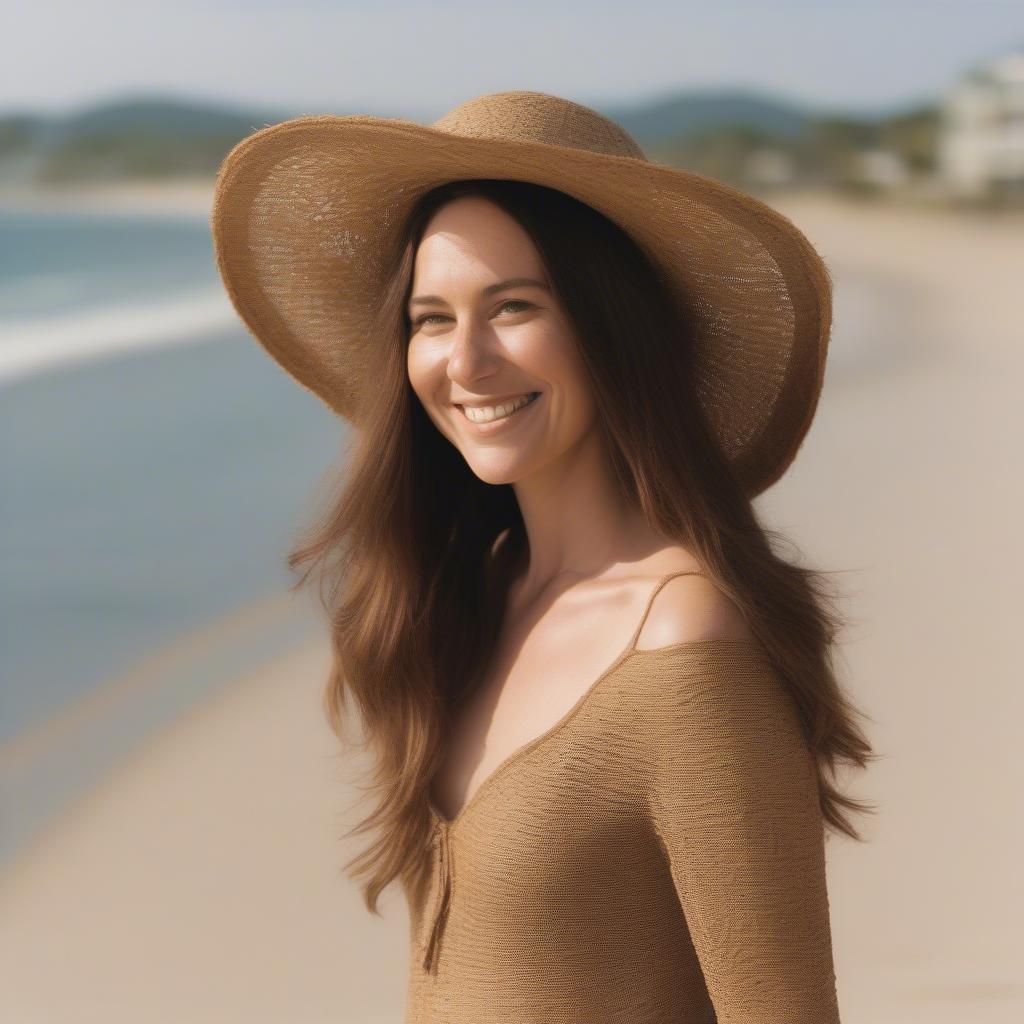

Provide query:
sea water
left=0, top=206, right=343, bottom=864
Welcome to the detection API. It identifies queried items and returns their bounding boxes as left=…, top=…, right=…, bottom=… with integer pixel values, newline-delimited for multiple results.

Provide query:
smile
left=456, top=392, right=541, bottom=430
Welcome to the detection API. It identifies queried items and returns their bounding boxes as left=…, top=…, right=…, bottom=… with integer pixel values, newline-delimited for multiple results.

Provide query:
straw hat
left=210, top=90, right=832, bottom=497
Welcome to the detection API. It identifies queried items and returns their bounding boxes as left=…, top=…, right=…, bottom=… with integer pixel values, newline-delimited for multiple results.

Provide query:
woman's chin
left=462, top=451, right=538, bottom=486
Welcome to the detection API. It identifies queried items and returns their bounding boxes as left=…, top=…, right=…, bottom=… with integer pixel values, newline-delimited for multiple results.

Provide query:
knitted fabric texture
left=402, top=570, right=841, bottom=1023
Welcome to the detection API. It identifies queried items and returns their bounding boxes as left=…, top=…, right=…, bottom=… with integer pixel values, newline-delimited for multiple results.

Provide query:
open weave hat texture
left=211, top=90, right=833, bottom=497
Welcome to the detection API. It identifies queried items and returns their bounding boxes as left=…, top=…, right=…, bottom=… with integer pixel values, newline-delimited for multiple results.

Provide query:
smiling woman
left=404, top=196, right=598, bottom=476
left=408, top=283, right=545, bottom=417
left=293, top=175, right=867, bottom=1021
left=210, top=90, right=874, bottom=1023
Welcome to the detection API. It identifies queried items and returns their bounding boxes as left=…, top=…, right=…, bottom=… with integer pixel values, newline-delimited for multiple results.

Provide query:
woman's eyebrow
left=408, top=277, right=549, bottom=308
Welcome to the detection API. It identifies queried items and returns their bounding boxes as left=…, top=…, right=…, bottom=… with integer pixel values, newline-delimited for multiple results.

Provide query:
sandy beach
left=1, top=189, right=1021, bottom=1022
left=0, top=179, right=217, bottom=219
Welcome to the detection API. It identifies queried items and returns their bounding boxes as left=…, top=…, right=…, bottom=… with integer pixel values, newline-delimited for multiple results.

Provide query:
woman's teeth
left=460, top=392, right=540, bottom=424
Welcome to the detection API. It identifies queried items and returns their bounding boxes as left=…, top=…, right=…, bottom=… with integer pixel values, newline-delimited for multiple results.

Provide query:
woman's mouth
left=455, top=391, right=541, bottom=431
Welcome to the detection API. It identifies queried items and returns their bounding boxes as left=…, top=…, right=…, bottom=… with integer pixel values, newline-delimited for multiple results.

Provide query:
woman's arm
left=641, top=643, right=842, bottom=1023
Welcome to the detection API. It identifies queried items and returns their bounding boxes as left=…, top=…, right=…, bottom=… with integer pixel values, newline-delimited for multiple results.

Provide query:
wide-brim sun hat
left=210, top=89, right=832, bottom=498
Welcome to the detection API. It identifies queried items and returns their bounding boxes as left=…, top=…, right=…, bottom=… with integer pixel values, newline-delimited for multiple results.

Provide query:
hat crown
left=432, top=90, right=647, bottom=161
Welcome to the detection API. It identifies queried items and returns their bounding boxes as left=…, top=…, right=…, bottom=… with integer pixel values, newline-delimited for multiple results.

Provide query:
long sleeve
left=639, top=642, right=842, bottom=1023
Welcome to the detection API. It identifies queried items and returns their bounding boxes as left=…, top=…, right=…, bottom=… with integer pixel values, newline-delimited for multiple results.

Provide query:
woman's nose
left=445, top=321, right=501, bottom=383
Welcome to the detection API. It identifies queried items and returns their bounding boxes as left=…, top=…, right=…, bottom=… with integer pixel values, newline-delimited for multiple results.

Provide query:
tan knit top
left=402, top=570, right=841, bottom=1023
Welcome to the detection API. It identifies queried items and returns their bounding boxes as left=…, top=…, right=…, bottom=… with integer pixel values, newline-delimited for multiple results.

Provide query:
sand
left=1, top=190, right=1021, bottom=1022
left=0, top=179, right=217, bottom=219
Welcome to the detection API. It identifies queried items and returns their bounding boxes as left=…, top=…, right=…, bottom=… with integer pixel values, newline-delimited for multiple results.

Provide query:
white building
left=938, top=49, right=1024, bottom=200
left=857, top=149, right=911, bottom=190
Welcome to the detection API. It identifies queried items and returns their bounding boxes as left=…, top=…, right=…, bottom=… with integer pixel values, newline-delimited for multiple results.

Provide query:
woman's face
left=406, top=196, right=597, bottom=485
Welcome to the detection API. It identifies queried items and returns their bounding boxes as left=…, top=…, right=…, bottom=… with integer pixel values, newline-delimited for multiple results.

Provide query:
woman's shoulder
left=632, top=558, right=756, bottom=653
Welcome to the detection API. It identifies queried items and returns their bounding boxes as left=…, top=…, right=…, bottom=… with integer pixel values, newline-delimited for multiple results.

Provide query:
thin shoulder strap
left=625, top=569, right=710, bottom=654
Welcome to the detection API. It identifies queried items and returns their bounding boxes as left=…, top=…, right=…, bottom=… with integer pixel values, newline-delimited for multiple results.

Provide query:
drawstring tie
left=422, top=820, right=452, bottom=974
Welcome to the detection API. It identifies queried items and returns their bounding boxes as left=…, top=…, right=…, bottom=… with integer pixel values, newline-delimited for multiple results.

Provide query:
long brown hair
left=287, top=178, right=877, bottom=916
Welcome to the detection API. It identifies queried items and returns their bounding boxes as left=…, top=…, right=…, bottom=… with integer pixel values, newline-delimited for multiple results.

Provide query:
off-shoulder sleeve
left=639, top=642, right=842, bottom=1023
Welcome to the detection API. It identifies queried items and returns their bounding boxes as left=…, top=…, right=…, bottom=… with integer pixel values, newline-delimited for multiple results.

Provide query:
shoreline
left=0, top=586, right=323, bottom=872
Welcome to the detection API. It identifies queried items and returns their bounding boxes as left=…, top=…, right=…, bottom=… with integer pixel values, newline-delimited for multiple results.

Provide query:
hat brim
left=211, top=114, right=831, bottom=497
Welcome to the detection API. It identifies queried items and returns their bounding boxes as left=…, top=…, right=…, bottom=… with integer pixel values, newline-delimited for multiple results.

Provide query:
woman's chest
left=429, top=663, right=605, bottom=826
left=430, top=602, right=652, bottom=825
left=428, top=657, right=654, bottom=874
left=410, top=689, right=666, bottom=983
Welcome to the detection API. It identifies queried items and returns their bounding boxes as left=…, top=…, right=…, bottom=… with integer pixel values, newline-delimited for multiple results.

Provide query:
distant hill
left=602, top=87, right=814, bottom=148
left=0, top=96, right=299, bottom=184
left=0, top=89, right=936, bottom=189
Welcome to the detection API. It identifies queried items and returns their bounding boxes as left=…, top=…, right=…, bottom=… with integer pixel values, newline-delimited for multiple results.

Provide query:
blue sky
left=1, top=0, right=1020, bottom=117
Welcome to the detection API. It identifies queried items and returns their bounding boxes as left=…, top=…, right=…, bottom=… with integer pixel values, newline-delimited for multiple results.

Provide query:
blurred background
left=1, top=2, right=1021, bottom=1021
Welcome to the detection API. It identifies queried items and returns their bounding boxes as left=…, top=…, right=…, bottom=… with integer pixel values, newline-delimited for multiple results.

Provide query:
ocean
left=0, top=206, right=345, bottom=866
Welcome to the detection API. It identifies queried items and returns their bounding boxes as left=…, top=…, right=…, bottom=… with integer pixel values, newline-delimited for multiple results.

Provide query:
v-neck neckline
left=428, top=568, right=752, bottom=832
left=429, top=639, right=641, bottom=831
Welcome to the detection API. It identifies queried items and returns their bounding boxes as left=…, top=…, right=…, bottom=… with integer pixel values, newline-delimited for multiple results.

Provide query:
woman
left=212, top=90, right=874, bottom=1022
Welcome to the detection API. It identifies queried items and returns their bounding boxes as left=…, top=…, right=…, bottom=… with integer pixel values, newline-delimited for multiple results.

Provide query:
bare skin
left=405, top=196, right=750, bottom=823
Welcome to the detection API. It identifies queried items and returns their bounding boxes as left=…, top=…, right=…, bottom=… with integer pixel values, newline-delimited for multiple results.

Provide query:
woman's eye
left=496, top=299, right=532, bottom=316
left=413, top=299, right=531, bottom=329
